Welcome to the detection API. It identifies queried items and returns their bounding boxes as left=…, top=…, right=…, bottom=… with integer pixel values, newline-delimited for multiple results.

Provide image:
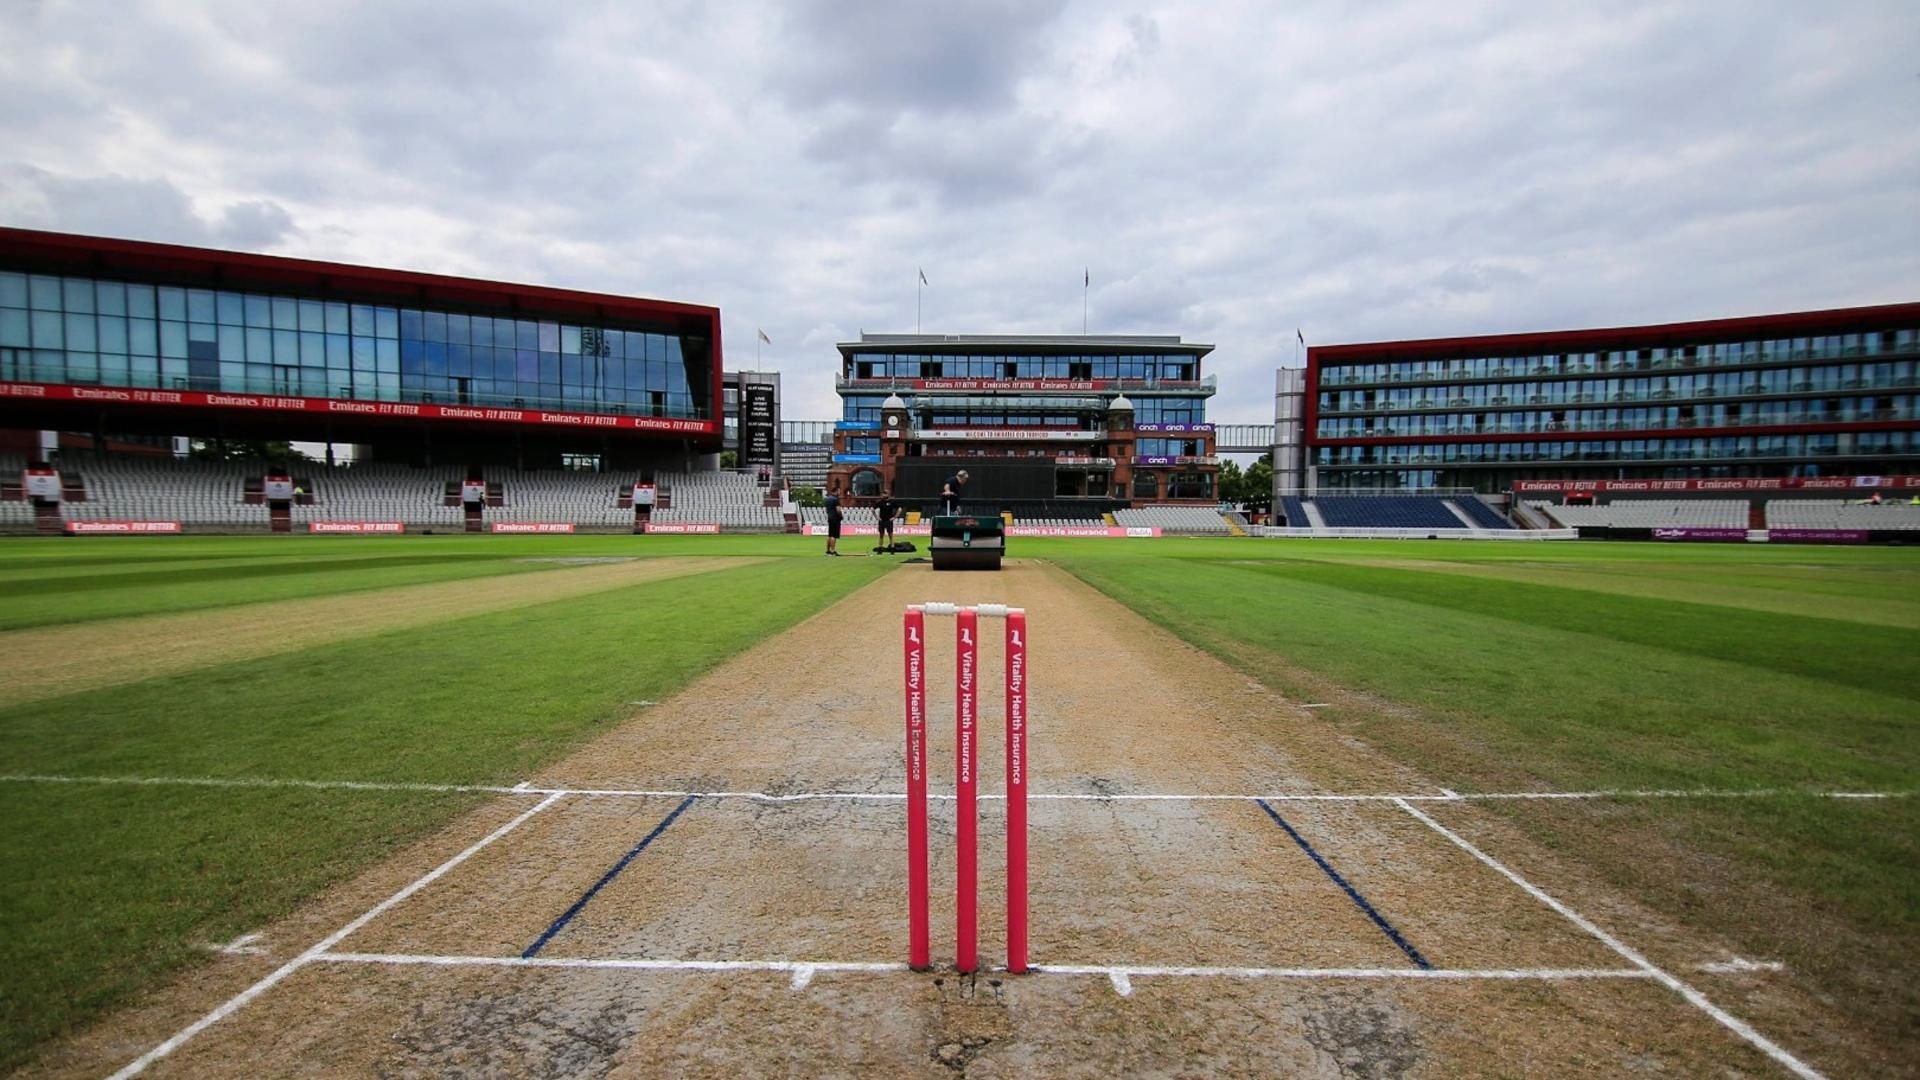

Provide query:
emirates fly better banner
left=308, top=522, right=405, bottom=534
left=65, top=521, right=182, bottom=534
left=1514, top=475, right=1920, bottom=493
left=0, top=381, right=719, bottom=436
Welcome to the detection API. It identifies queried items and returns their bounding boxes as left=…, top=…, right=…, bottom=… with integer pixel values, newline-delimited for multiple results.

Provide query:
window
left=1169, top=472, right=1213, bottom=498
left=851, top=469, right=883, bottom=497
left=1132, top=471, right=1159, bottom=499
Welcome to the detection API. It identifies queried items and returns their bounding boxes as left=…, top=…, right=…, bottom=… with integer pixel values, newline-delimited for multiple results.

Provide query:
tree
left=1216, top=459, right=1244, bottom=505
left=719, top=450, right=739, bottom=469
left=791, top=485, right=825, bottom=508
left=1242, top=454, right=1274, bottom=512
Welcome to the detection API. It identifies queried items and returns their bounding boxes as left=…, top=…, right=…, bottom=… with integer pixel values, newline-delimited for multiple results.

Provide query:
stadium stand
left=1766, top=499, right=1920, bottom=532
left=1114, top=507, right=1231, bottom=534
left=64, top=457, right=273, bottom=530
left=1017, top=516, right=1110, bottom=528
left=1529, top=499, right=1748, bottom=529
left=483, top=470, right=633, bottom=529
left=1311, top=496, right=1464, bottom=529
left=1451, top=498, right=1514, bottom=530
left=652, top=470, right=784, bottom=530
left=798, top=506, right=879, bottom=527
left=292, top=465, right=464, bottom=530
left=0, top=497, right=35, bottom=533
left=1278, top=494, right=1311, bottom=528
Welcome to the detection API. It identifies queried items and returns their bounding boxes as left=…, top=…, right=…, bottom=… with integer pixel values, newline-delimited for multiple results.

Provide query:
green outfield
left=0, top=534, right=1915, bottom=1070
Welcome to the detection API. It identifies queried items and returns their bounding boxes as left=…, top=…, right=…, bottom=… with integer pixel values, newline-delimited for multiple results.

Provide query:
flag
left=1296, top=328, right=1305, bottom=346
left=757, top=328, right=771, bottom=345
left=918, top=267, right=929, bottom=287
left=1084, top=268, right=1089, bottom=287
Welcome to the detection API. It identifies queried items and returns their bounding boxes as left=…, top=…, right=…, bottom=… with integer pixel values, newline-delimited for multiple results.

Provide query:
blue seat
left=1311, top=497, right=1462, bottom=528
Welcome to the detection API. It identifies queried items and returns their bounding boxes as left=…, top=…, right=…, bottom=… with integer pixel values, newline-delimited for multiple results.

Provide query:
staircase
left=1222, top=512, right=1248, bottom=536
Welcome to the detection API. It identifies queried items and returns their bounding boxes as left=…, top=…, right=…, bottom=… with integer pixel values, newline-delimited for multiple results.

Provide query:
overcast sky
left=3, top=0, right=1916, bottom=425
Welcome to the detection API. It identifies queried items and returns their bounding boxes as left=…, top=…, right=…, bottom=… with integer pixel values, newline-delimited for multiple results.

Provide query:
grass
left=0, top=545, right=887, bottom=1071
left=1, top=532, right=1916, bottom=1070
left=0, top=534, right=815, bottom=631
left=1044, top=537, right=1920, bottom=1069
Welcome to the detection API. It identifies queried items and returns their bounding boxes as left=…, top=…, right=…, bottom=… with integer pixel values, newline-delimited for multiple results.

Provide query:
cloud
left=767, top=0, right=1070, bottom=114
left=0, top=0, right=1914, bottom=427
left=0, top=165, right=299, bottom=250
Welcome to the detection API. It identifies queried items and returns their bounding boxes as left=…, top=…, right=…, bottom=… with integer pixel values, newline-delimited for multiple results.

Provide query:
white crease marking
left=106, top=793, right=566, bottom=1079
left=1700, top=958, right=1786, bottom=975
left=0, top=773, right=1905, bottom=804
left=1395, top=798, right=1825, bottom=1080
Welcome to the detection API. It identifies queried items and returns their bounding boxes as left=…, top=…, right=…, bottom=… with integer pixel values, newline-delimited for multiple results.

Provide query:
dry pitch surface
left=32, top=561, right=1840, bottom=1077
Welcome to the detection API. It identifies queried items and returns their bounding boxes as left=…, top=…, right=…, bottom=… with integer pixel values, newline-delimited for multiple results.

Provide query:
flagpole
left=1082, top=269, right=1088, bottom=335
left=917, top=277, right=922, bottom=334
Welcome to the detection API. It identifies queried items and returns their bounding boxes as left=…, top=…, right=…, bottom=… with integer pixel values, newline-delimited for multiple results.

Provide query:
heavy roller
left=929, top=514, right=1005, bottom=571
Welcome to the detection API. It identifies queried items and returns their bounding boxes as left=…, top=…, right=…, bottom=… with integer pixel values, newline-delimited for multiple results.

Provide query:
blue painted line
left=1255, top=798, right=1432, bottom=969
left=522, top=794, right=698, bottom=958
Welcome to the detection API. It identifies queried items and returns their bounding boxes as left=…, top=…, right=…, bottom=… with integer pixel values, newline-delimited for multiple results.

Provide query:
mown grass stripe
left=0, top=553, right=890, bottom=1072
left=1224, top=559, right=1918, bottom=697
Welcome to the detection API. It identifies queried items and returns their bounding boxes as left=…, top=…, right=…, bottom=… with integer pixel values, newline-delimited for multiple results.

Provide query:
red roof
left=1308, top=302, right=1920, bottom=363
left=0, top=226, right=718, bottom=330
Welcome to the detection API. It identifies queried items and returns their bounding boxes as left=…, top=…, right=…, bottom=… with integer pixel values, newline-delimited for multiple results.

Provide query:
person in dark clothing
left=876, top=491, right=897, bottom=549
left=940, top=469, right=969, bottom=516
left=823, top=491, right=843, bottom=556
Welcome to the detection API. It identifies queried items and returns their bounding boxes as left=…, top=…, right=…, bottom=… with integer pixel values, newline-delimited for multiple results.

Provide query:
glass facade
left=1137, top=437, right=1209, bottom=457
left=829, top=334, right=1219, bottom=503
left=1314, top=330, right=1919, bottom=388
left=0, top=270, right=712, bottom=419
left=840, top=390, right=1207, bottom=427
left=1317, top=394, right=1916, bottom=439
left=1309, top=319, right=1920, bottom=491
left=844, top=352, right=1199, bottom=381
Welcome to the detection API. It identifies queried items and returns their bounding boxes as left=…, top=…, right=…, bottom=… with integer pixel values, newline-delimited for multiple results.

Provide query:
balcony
left=1317, top=374, right=1920, bottom=419
left=835, top=372, right=1217, bottom=395
left=1317, top=338, right=1920, bottom=389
